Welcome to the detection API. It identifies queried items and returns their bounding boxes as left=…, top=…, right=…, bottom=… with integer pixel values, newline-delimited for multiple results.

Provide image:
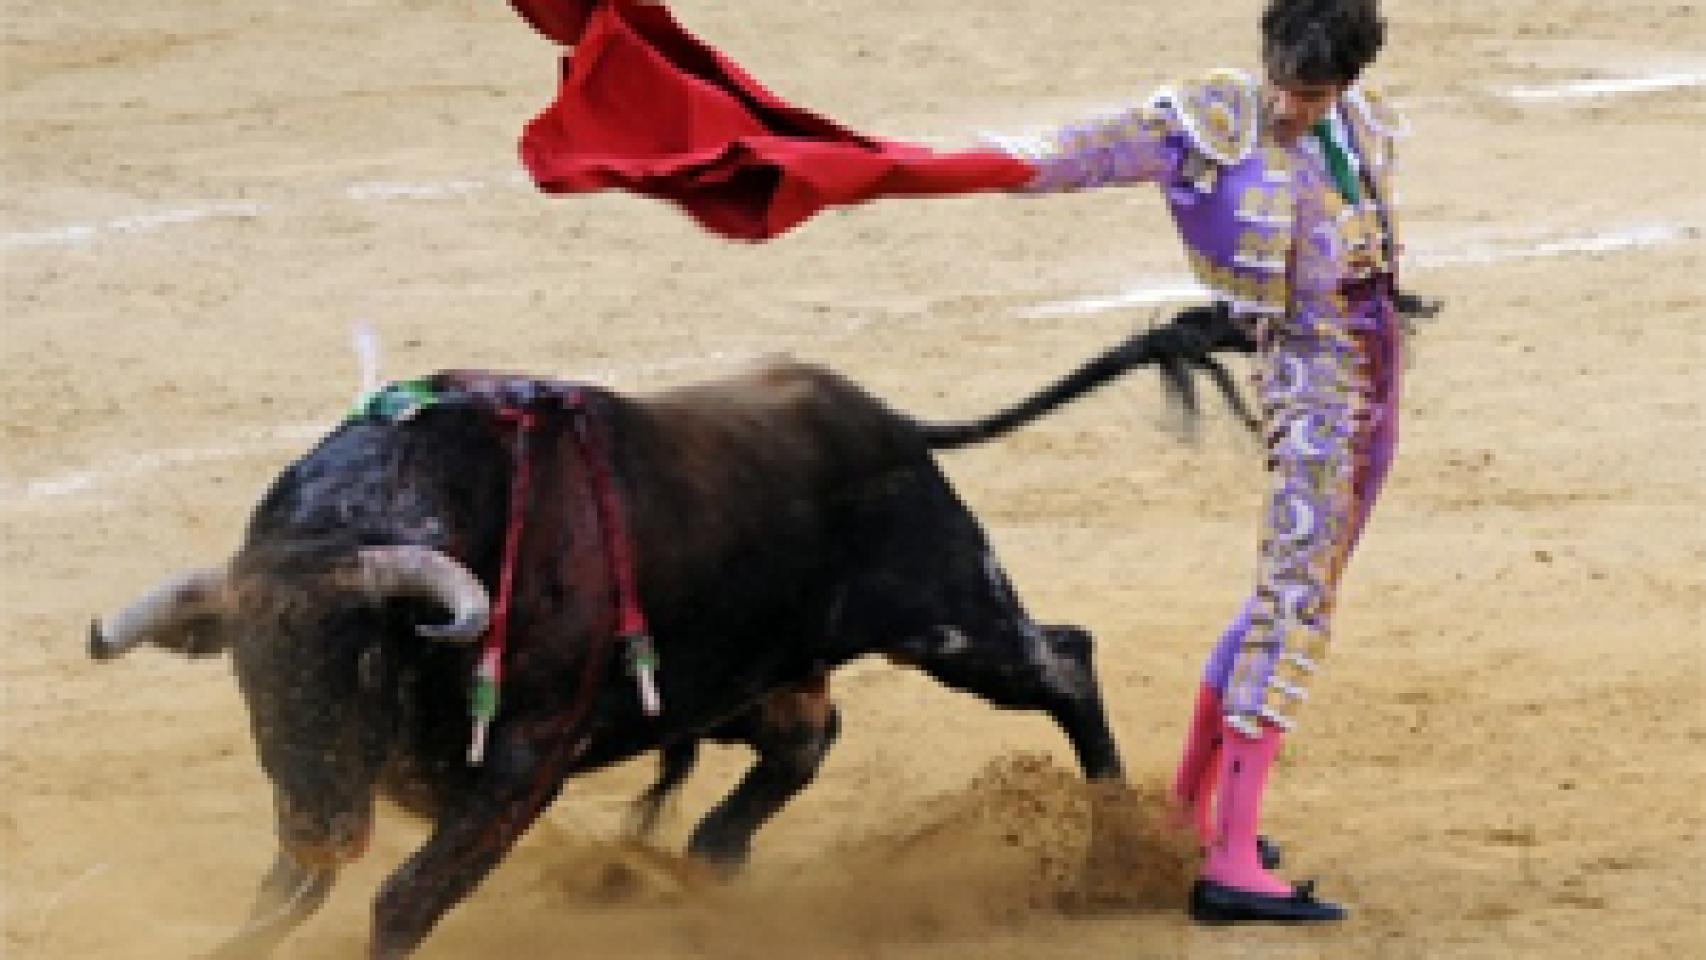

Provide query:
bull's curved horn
left=90, top=567, right=230, bottom=660
left=354, top=546, right=490, bottom=642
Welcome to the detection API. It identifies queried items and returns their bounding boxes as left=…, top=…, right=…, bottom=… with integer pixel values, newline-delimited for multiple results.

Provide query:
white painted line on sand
left=1026, top=222, right=1700, bottom=318
left=1503, top=71, right=1706, bottom=102
left=4, top=423, right=326, bottom=507
left=1, top=201, right=267, bottom=249
left=2, top=176, right=505, bottom=251
left=1023, top=282, right=1210, bottom=318
left=1410, top=223, right=1697, bottom=268
left=344, top=179, right=490, bottom=201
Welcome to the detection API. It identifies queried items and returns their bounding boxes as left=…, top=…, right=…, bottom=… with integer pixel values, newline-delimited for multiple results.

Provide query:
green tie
left=1312, top=119, right=1361, bottom=206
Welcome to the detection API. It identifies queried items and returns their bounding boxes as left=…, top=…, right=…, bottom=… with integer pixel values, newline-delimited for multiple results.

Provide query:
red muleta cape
left=510, top=0, right=1034, bottom=240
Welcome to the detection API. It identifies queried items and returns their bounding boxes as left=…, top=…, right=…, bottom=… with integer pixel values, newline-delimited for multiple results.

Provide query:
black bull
left=89, top=319, right=1251, bottom=959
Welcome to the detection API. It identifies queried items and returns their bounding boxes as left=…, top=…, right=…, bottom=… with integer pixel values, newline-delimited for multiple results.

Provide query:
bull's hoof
left=1188, top=879, right=1346, bottom=925
left=685, top=836, right=750, bottom=878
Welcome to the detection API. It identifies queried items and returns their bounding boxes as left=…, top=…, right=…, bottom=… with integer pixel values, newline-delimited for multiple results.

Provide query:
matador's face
left=1265, top=81, right=1345, bottom=141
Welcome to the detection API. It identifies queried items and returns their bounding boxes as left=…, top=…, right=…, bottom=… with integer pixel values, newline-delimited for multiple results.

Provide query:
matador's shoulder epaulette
left=1343, top=84, right=1411, bottom=140
left=1150, top=68, right=1262, bottom=167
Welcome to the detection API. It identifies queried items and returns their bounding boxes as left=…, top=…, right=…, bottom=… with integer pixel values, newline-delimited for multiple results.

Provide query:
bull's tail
left=918, top=314, right=1259, bottom=452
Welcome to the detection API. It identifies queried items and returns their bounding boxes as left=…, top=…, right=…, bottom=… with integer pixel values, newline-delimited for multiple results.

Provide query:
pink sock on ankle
left=1202, top=719, right=1291, bottom=896
left=1171, top=684, right=1226, bottom=844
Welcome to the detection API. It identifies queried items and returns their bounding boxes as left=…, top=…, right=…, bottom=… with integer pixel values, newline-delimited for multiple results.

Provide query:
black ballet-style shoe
left=1256, top=835, right=1282, bottom=871
left=1188, top=878, right=1347, bottom=925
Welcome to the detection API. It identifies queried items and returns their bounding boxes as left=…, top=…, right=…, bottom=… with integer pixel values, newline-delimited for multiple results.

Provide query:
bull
left=89, top=320, right=1248, bottom=959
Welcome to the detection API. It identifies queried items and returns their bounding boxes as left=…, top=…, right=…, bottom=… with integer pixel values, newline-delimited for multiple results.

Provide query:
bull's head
left=90, top=546, right=490, bottom=866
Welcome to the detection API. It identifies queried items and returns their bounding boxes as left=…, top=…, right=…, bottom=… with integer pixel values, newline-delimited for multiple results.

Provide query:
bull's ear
left=90, top=567, right=232, bottom=661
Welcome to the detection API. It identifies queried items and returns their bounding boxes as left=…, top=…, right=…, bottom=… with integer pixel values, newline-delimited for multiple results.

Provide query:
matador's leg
left=1191, top=320, right=1393, bottom=924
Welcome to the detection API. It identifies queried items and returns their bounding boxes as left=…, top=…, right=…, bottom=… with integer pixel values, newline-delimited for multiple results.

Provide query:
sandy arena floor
left=3, top=1, right=1702, bottom=957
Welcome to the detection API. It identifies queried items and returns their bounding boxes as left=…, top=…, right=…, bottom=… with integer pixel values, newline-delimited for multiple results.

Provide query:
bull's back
left=627, top=359, right=923, bottom=503
left=607, top=359, right=930, bottom=640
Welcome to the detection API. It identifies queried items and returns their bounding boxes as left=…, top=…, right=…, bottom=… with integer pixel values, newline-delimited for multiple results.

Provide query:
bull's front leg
left=627, top=738, right=701, bottom=839
left=202, top=852, right=336, bottom=959
left=686, top=677, right=840, bottom=871
left=369, top=726, right=574, bottom=959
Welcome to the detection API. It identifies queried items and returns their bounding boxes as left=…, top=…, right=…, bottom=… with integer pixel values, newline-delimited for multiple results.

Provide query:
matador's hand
left=1393, top=289, right=1444, bottom=321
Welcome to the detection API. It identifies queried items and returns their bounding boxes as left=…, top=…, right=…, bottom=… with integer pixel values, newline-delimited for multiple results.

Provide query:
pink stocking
left=1170, top=684, right=1225, bottom=844
left=1201, top=719, right=1290, bottom=895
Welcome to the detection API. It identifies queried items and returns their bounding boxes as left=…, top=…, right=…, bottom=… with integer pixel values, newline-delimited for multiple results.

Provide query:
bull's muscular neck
left=242, top=401, right=513, bottom=574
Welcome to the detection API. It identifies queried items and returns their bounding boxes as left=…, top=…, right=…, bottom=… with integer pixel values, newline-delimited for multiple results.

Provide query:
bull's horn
left=90, top=567, right=230, bottom=660
left=354, top=546, right=490, bottom=642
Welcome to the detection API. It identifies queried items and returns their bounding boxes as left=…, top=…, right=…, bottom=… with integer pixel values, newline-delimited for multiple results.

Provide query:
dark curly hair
left=1261, top=0, right=1386, bottom=86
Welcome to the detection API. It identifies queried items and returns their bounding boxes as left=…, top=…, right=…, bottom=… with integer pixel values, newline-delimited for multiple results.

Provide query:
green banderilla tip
left=470, top=677, right=499, bottom=719
left=623, top=633, right=659, bottom=673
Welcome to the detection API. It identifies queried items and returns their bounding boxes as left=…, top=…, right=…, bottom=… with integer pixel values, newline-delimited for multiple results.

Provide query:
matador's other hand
left=1393, top=289, right=1444, bottom=321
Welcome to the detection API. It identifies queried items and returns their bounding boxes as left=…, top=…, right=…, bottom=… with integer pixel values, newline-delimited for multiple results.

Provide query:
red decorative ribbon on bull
left=470, top=392, right=662, bottom=765
left=353, top=378, right=659, bottom=766
left=469, top=407, right=538, bottom=765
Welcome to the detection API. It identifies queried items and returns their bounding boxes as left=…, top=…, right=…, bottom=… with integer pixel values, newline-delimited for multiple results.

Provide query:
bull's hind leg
left=685, top=676, right=840, bottom=871
left=894, top=617, right=1125, bottom=783
left=1035, top=622, right=1126, bottom=782
left=202, top=852, right=336, bottom=959
left=841, top=465, right=1124, bottom=780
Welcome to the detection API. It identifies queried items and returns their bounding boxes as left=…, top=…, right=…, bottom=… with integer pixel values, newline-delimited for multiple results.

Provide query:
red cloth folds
left=510, top=0, right=1035, bottom=240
